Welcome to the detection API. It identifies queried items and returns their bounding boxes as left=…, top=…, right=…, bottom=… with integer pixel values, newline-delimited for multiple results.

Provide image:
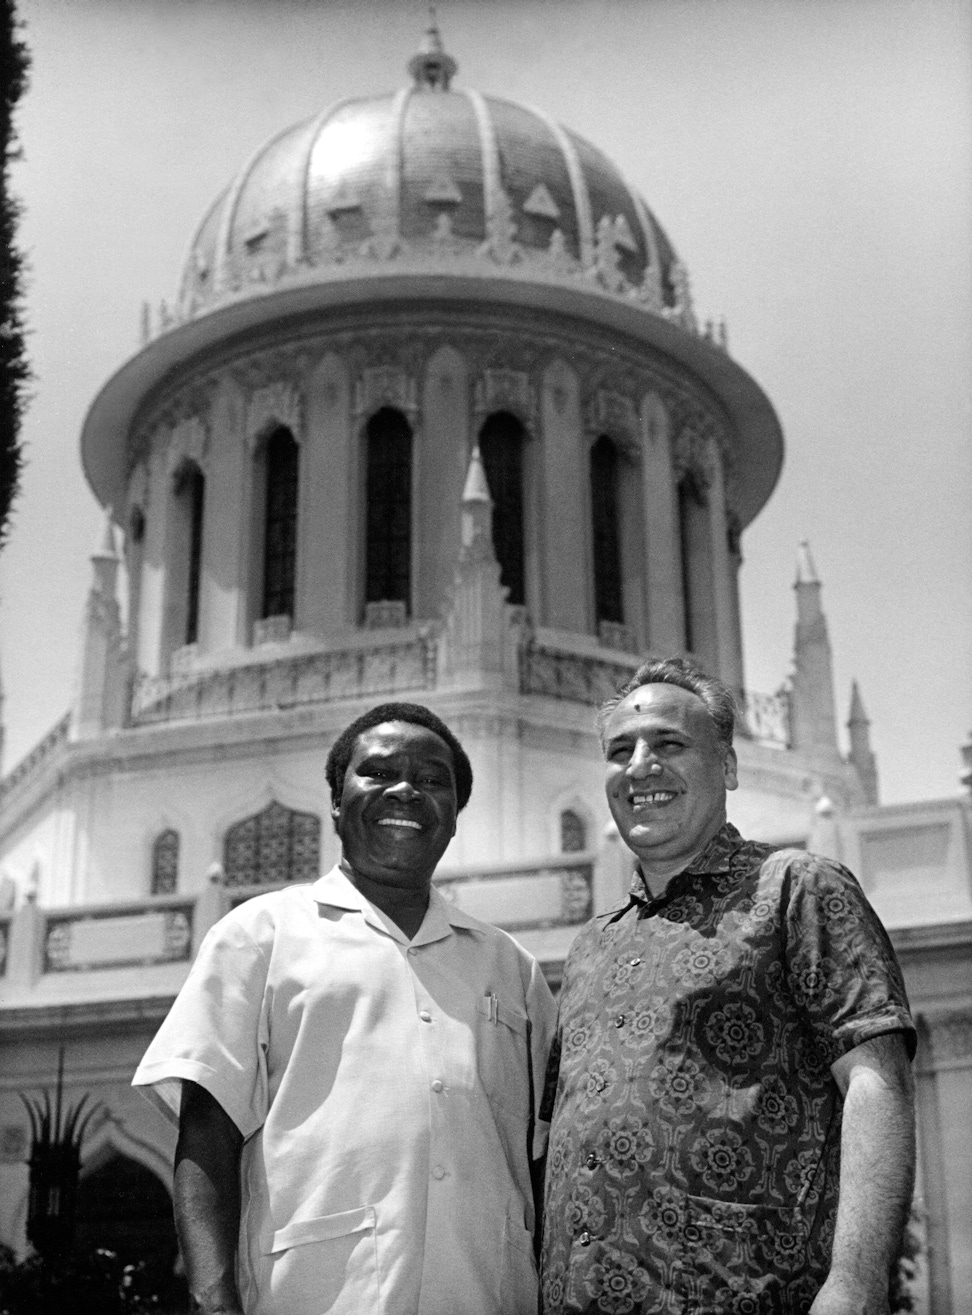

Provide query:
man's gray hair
left=595, top=655, right=737, bottom=754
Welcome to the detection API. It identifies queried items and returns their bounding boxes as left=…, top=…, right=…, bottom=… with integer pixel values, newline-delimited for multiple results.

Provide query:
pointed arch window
left=151, top=829, right=180, bottom=895
left=365, top=407, right=412, bottom=614
left=478, top=411, right=526, bottom=606
left=560, top=809, right=587, bottom=853
left=223, top=800, right=321, bottom=887
left=174, top=462, right=205, bottom=645
left=262, top=426, right=299, bottom=620
left=590, top=436, right=624, bottom=625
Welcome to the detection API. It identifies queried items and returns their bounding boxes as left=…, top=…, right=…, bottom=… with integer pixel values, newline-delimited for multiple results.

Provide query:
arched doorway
left=75, top=1153, right=188, bottom=1311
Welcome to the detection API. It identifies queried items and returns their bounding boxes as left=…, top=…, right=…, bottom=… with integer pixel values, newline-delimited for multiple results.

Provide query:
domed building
left=0, top=23, right=969, bottom=1308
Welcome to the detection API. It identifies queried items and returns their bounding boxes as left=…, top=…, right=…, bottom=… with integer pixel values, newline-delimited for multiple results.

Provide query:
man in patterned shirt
left=541, top=657, right=916, bottom=1315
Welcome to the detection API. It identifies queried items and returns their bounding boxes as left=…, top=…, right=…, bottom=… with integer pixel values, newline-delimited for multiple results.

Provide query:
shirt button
left=431, top=1165, right=446, bottom=1180
left=629, top=957, right=641, bottom=966
left=578, top=1230, right=591, bottom=1247
left=585, top=1152, right=599, bottom=1169
left=419, top=1010, right=432, bottom=1023
left=614, top=1014, right=625, bottom=1028
left=431, top=1079, right=444, bottom=1093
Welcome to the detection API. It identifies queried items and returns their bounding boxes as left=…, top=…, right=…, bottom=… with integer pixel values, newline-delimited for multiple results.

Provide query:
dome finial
left=408, top=5, right=458, bottom=90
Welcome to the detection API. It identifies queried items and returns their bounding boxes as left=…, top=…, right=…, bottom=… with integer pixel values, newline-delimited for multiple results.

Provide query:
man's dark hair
left=595, top=655, right=737, bottom=755
left=325, top=702, right=473, bottom=814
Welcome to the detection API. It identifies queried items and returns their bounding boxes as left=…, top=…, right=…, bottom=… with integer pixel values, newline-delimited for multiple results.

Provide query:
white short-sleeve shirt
left=133, top=866, right=557, bottom=1315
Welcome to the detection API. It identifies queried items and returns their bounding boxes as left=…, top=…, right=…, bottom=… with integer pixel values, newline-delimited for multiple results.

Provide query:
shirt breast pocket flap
left=266, top=1205, right=376, bottom=1255
left=477, top=995, right=529, bottom=1114
left=477, top=994, right=529, bottom=1035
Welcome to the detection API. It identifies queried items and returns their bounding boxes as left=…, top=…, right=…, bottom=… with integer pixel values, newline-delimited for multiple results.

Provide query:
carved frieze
left=246, top=380, right=304, bottom=449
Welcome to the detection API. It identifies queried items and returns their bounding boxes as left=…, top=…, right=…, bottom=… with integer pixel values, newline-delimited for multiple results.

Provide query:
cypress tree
left=0, top=0, right=29, bottom=546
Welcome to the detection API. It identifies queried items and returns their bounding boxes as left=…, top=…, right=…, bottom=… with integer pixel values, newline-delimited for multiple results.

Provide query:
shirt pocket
left=263, top=1205, right=380, bottom=1315
left=682, top=1194, right=808, bottom=1305
left=476, top=994, right=530, bottom=1119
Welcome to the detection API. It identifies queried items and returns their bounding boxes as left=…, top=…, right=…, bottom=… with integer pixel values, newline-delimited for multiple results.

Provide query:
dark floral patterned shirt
left=540, top=823, right=915, bottom=1315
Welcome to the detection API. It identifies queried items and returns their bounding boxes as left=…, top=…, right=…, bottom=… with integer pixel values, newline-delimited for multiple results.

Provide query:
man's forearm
left=175, top=1081, right=245, bottom=1315
left=815, top=1034, right=915, bottom=1313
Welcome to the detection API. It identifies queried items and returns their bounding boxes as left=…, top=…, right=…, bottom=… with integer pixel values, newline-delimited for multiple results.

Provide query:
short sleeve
left=782, top=854, right=916, bottom=1066
left=132, top=910, right=272, bottom=1138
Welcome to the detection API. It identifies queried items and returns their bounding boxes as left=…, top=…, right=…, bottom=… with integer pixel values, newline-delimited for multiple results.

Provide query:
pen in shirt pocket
left=485, top=991, right=499, bottom=1024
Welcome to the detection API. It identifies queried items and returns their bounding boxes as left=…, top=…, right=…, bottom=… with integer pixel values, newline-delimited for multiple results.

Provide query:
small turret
left=846, top=680, right=879, bottom=805
left=788, top=541, right=840, bottom=760
left=440, top=448, right=512, bottom=690
left=72, top=511, right=129, bottom=738
left=407, top=8, right=457, bottom=91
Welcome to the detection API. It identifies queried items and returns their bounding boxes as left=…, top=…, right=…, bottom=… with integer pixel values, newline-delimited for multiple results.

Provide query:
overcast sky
left=1, top=0, right=969, bottom=806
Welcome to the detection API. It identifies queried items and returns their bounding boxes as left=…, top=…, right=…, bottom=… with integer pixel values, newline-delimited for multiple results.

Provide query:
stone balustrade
left=132, top=634, right=438, bottom=725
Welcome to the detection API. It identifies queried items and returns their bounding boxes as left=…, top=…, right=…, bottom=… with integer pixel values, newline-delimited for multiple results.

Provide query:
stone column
left=300, top=353, right=352, bottom=639
left=540, top=359, right=587, bottom=632
left=199, top=377, right=248, bottom=653
left=416, top=346, right=469, bottom=622
left=705, top=437, right=744, bottom=689
left=926, top=1010, right=972, bottom=1307
left=639, top=392, right=684, bottom=653
left=137, top=442, right=169, bottom=677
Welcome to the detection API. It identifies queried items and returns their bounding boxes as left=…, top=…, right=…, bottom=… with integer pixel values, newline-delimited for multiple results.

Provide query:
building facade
left=0, top=25, right=968, bottom=1311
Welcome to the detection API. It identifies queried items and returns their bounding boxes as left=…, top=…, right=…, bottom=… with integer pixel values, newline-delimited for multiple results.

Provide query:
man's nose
left=385, top=779, right=421, bottom=800
left=627, top=742, right=661, bottom=777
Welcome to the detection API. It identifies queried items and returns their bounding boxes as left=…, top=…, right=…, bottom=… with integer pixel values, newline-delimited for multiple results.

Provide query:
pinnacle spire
left=408, top=5, right=458, bottom=90
left=462, top=446, right=492, bottom=505
left=795, top=540, right=819, bottom=586
left=847, top=679, right=868, bottom=726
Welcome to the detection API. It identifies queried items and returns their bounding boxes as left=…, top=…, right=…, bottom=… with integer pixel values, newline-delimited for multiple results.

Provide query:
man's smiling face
left=334, top=721, right=458, bottom=892
left=603, top=683, right=737, bottom=879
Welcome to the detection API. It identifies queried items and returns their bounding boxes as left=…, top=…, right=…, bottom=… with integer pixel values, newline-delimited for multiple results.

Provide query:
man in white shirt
left=133, top=702, right=556, bottom=1315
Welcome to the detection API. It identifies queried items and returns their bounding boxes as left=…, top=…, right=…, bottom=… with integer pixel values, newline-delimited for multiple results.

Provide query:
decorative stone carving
left=167, top=414, right=209, bottom=475
left=364, top=600, right=409, bottom=629
left=474, top=368, right=533, bottom=425
left=478, top=188, right=522, bottom=265
left=587, top=389, right=639, bottom=445
left=355, top=366, right=417, bottom=419
left=246, top=380, right=303, bottom=449
left=253, top=615, right=292, bottom=646
left=560, top=866, right=594, bottom=924
left=927, top=1012, right=972, bottom=1066
left=597, top=620, right=637, bottom=654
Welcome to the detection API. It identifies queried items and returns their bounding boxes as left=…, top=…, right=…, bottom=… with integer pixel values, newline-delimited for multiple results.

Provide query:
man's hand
left=809, top=1032, right=915, bottom=1315
left=175, top=1080, right=245, bottom=1315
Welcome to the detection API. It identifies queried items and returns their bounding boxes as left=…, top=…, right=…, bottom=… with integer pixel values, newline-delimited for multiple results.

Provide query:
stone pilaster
left=639, top=391, right=684, bottom=654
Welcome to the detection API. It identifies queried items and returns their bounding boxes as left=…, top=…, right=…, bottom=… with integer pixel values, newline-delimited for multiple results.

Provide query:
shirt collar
left=629, top=821, right=742, bottom=902
left=311, top=865, right=483, bottom=945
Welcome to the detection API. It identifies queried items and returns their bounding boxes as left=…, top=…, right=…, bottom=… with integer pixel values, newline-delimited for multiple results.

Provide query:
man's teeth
left=631, top=792, right=676, bottom=805
left=378, top=818, right=422, bottom=830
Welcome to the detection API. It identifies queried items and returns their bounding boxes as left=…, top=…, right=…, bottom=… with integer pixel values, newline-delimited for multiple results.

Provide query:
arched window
left=174, top=461, right=205, bottom=645
left=151, top=829, right=179, bottom=895
left=590, top=436, right=624, bottom=625
left=262, top=426, right=299, bottom=620
left=365, top=407, right=412, bottom=614
left=560, top=809, right=587, bottom=853
left=223, top=800, right=321, bottom=887
left=478, top=411, right=526, bottom=606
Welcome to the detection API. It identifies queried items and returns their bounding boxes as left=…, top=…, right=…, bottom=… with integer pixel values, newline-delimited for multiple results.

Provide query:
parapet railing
left=131, top=634, right=438, bottom=726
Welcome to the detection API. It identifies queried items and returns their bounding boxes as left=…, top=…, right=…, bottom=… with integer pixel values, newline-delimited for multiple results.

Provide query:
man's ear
left=723, top=747, right=738, bottom=791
